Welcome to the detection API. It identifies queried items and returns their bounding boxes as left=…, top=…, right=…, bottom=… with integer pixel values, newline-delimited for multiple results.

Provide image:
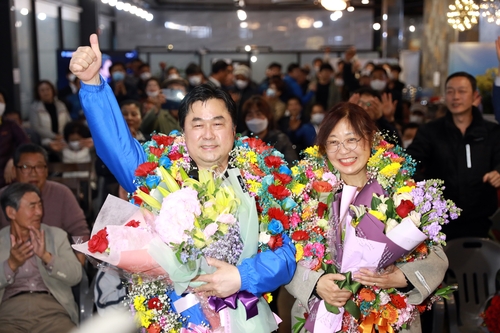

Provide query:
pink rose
left=203, top=223, right=219, bottom=239
left=216, top=214, right=236, bottom=224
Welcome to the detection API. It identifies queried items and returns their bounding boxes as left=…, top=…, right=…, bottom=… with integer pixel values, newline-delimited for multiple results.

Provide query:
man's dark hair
left=178, top=83, right=237, bottom=129
left=446, top=71, right=477, bottom=92
left=138, top=63, right=150, bottom=71
left=267, top=62, right=282, bottom=71
left=120, top=100, right=141, bottom=111
left=63, top=121, right=91, bottom=142
left=370, top=66, right=388, bottom=78
left=13, top=143, right=49, bottom=166
left=287, top=63, right=300, bottom=74
left=211, top=60, right=229, bottom=75
left=319, top=63, right=334, bottom=72
left=109, top=62, right=126, bottom=72
left=353, top=87, right=382, bottom=101
left=390, top=64, right=402, bottom=73
left=0, top=183, right=41, bottom=222
left=186, top=63, right=203, bottom=76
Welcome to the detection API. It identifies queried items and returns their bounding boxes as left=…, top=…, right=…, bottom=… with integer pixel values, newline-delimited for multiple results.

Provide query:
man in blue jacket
left=70, top=34, right=296, bottom=331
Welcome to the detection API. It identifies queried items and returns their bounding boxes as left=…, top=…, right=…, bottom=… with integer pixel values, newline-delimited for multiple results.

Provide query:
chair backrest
left=445, top=238, right=500, bottom=328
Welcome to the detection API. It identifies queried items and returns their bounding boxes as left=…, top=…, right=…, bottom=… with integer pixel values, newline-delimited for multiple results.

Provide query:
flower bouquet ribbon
left=359, top=312, right=395, bottom=333
left=304, top=263, right=361, bottom=333
left=208, top=290, right=259, bottom=320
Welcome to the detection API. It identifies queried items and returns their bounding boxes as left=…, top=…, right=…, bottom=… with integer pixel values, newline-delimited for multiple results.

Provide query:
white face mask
left=246, top=118, right=268, bottom=134
left=409, top=115, right=424, bottom=124
left=168, top=73, right=180, bottom=80
left=370, top=79, right=387, bottom=91
left=147, top=90, right=159, bottom=97
left=68, top=141, right=81, bottom=151
left=402, top=139, right=413, bottom=148
left=235, top=79, right=248, bottom=90
left=334, top=79, right=344, bottom=87
left=310, top=113, right=325, bottom=125
left=0, top=103, right=5, bottom=116
left=188, top=75, right=202, bottom=86
left=68, top=73, right=76, bottom=82
left=140, top=72, right=152, bottom=81
left=266, top=88, right=276, bottom=97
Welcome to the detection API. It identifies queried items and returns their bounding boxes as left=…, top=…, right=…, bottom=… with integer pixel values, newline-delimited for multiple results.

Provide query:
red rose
left=317, top=202, right=328, bottom=219
left=147, top=297, right=163, bottom=310
left=268, top=234, right=283, bottom=250
left=267, top=207, right=290, bottom=229
left=273, top=172, right=292, bottom=185
left=168, top=151, right=183, bottom=161
left=390, top=294, right=407, bottom=309
left=243, top=137, right=270, bottom=154
left=292, top=230, right=309, bottom=241
left=152, top=134, right=175, bottom=147
left=125, top=220, right=140, bottom=228
left=132, top=195, right=143, bottom=205
left=396, top=200, right=415, bottom=218
left=264, top=156, right=283, bottom=169
left=312, top=181, right=333, bottom=193
left=146, top=323, right=161, bottom=333
left=268, top=184, right=291, bottom=201
left=88, top=228, right=108, bottom=253
left=139, top=186, right=150, bottom=194
left=135, top=162, right=158, bottom=177
left=149, top=146, right=164, bottom=158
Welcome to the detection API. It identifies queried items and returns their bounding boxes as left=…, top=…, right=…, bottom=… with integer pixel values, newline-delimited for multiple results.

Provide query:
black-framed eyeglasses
left=325, top=137, right=362, bottom=153
left=16, top=164, right=47, bottom=175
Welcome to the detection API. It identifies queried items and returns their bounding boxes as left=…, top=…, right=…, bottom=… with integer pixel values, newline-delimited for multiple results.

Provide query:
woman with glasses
left=285, top=102, right=448, bottom=333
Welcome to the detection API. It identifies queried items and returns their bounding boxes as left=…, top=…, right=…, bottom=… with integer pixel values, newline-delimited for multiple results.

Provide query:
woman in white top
left=29, top=80, right=71, bottom=149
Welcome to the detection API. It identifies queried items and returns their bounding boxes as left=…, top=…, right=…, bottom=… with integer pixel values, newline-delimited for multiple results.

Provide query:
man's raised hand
left=69, top=33, right=102, bottom=85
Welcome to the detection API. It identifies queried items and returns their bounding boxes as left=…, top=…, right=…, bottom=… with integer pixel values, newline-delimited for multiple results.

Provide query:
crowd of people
left=0, top=32, right=499, bottom=333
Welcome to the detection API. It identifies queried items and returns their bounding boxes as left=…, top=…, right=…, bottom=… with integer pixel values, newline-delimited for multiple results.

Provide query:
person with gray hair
left=0, top=182, right=82, bottom=332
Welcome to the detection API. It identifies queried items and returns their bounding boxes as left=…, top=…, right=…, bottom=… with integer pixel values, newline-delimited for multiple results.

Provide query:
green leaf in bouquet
left=327, top=159, right=334, bottom=172
left=434, top=284, right=458, bottom=299
left=327, top=192, right=334, bottom=206
left=386, top=198, right=395, bottom=218
left=325, top=302, right=341, bottom=314
left=292, top=317, right=306, bottom=333
left=371, top=195, right=382, bottom=210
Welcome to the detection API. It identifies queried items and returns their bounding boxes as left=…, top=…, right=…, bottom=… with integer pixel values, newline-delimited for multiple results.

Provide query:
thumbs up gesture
left=69, top=33, right=102, bottom=85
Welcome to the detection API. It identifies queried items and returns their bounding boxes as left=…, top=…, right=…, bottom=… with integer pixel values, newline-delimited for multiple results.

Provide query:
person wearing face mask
left=307, top=63, right=341, bottom=115
left=370, top=66, right=403, bottom=122
left=0, top=90, right=30, bottom=188
left=233, top=65, right=259, bottom=133
left=401, top=123, right=419, bottom=148
left=140, top=78, right=185, bottom=137
left=309, top=103, right=326, bottom=134
left=137, top=63, right=153, bottom=99
left=185, top=63, right=206, bottom=92
left=109, top=62, right=139, bottom=103
left=263, top=77, right=286, bottom=122
left=58, top=70, right=79, bottom=114
left=279, top=97, right=317, bottom=154
left=61, top=121, right=94, bottom=179
left=241, top=96, right=297, bottom=165
left=408, top=104, right=427, bottom=125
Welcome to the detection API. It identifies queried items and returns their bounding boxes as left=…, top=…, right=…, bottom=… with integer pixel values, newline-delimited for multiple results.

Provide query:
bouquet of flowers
left=481, top=294, right=500, bottom=333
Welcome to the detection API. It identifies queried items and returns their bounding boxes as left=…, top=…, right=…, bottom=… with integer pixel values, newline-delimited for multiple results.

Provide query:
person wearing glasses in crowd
left=286, top=102, right=447, bottom=333
left=0, top=144, right=90, bottom=265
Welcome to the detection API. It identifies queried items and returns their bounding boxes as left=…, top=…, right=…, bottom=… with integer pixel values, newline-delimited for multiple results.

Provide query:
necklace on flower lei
left=130, top=132, right=296, bottom=253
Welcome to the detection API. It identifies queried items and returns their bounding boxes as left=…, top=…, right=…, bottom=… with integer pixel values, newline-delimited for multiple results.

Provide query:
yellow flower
left=247, top=151, right=258, bottom=164
left=134, top=295, right=146, bottom=312
left=379, top=163, right=401, bottom=178
left=236, top=156, right=246, bottom=165
left=291, top=183, right=306, bottom=196
left=301, top=208, right=313, bottom=221
left=396, top=185, right=414, bottom=194
left=193, top=229, right=206, bottom=248
left=291, top=166, right=300, bottom=176
left=263, top=292, right=273, bottom=303
left=304, top=146, right=320, bottom=157
left=136, top=310, right=153, bottom=327
left=295, top=243, right=304, bottom=262
left=219, top=223, right=229, bottom=234
left=367, top=149, right=384, bottom=167
left=313, top=169, right=324, bottom=179
left=247, top=179, right=262, bottom=194
left=369, top=209, right=386, bottom=222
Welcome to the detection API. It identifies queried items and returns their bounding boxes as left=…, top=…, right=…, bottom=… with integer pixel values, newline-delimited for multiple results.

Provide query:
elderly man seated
left=0, top=143, right=90, bottom=265
left=0, top=182, right=82, bottom=332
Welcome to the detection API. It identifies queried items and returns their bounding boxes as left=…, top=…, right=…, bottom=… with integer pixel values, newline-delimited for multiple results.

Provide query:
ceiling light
left=361, top=0, right=369, bottom=4
left=240, top=22, right=248, bottom=28
left=321, top=0, right=347, bottom=11
left=373, top=22, right=381, bottom=30
left=313, top=20, right=323, bottom=28
left=297, top=16, right=314, bottom=29
left=237, top=9, right=247, bottom=21
left=330, top=11, right=343, bottom=21
left=20, top=8, right=29, bottom=15
left=382, top=14, right=388, bottom=21
left=37, top=13, right=46, bottom=20
left=250, top=55, right=257, bottom=63
left=244, top=45, right=251, bottom=52
left=409, top=25, right=415, bottom=32
left=347, top=6, right=354, bottom=12
left=108, top=0, right=117, bottom=6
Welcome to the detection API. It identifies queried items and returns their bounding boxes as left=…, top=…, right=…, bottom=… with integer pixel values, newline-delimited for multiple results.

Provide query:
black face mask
left=163, top=100, right=181, bottom=111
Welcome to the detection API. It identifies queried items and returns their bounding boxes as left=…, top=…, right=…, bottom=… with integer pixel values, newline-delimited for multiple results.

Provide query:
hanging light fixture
left=480, top=0, right=500, bottom=25
left=447, top=0, right=480, bottom=31
left=321, top=0, right=347, bottom=11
